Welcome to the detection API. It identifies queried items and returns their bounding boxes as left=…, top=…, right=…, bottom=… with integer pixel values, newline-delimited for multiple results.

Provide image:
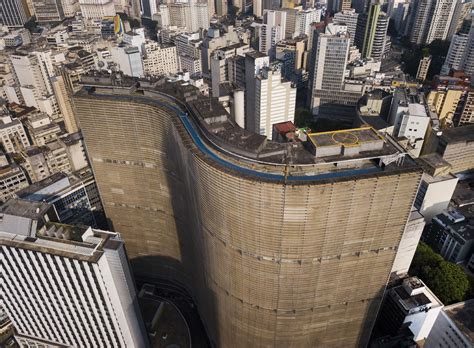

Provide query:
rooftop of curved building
left=76, top=73, right=420, bottom=183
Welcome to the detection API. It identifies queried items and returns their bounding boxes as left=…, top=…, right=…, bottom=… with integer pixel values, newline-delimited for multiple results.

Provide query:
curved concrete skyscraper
left=74, top=74, right=422, bottom=347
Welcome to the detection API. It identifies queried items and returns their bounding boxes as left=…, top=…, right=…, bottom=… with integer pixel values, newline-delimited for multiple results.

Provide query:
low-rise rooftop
left=440, top=124, right=474, bottom=144
left=0, top=199, right=51, bottom=220
left=307, top=127, right=385, bottom=158
left=443, top=300, right=474, bottom=344
left=388, top=277, right=443, bottom=314
left=0, top=199, right=121, bottom=261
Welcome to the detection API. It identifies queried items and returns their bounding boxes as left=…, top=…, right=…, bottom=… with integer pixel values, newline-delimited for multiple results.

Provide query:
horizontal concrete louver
left=74, top=90, right=422, bottom=348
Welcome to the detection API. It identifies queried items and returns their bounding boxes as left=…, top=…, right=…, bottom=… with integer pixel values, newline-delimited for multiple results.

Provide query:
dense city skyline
left=0, top=0, right=473, bottom=347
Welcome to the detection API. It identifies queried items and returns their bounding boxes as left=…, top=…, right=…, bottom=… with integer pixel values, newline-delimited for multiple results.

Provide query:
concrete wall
left=74, top=91, right=422, bottom=347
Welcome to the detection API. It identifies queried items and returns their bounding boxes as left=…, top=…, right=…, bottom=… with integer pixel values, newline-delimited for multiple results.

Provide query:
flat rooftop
left=76, top=73, right=420, bottom=183
left=246, top=50, right=267, bottom=59
left=0, top=199, right=51, bottom=220
left=389, top=277, right=442, bottom=313
left=441, top=124, right=474, bottom=143
left=443, top=300, right=474, bottom=344
left=0, top=220, right=120, bottom=261
left=452, top=179, right=474, bottom=207
left=308, top=127, right=384, bottom=148
left=16, top=172, right=68, bottom=198
left=394, top=287, right=431, bottom=310
left=435, top=212, right=474, bottom=242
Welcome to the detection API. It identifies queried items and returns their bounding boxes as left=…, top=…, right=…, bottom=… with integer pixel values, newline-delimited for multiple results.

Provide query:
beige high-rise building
left=459, top=90, right=474, bottom=125
left=51, top=75, right=78, bottom=133
left=78, top=0, right=115, bottom=19
left=427, top=89, right=463, bottom=126
left=416, top=55, right=431, bottom=81
left=327, top=0, right=351, bottom=13
left=74, top=75, right=422, bottom=348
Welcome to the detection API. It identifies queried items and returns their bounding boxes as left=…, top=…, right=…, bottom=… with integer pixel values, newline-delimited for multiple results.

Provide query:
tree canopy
left=400, top=39, right=451, bottom=81
left=409, top=243, right=470, bottom=305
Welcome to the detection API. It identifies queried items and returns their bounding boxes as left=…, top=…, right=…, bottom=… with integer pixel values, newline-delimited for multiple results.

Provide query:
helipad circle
left=332, top=132, right=359, bottom=145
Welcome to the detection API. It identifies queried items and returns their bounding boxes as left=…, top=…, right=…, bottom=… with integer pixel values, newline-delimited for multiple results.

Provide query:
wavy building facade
left=74, top=75, right=422, bottom=347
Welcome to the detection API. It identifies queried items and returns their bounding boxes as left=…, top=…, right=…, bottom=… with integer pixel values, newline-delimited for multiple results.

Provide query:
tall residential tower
left=74, top=74, right=422, bottom=347
left=408, top=0, right=457, bottom=45
left=355, top=2, right=389, bottom=61
left=0, top=0, right=29, bottom=27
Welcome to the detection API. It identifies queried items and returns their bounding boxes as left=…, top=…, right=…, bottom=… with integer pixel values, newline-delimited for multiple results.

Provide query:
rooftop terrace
left=76, top=73, right=420, bottom=183
left=0, top=199, right=120, bottom=261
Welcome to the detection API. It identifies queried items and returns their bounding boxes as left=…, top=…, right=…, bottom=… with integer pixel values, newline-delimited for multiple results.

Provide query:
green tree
left=468, top=276, right=474, bottom=299
left=409, top=243, right=470, bottom=304
left=129, top=18, right=141, bottom=29
left=294, top=108, right=312, bottom=128
left=422, top=262, right=470, bottom=304
left=229, top=5, right=240, bottom=17
left=24, top=16, right=37, bottom=32
left=409, top=242, right=443, bottom=275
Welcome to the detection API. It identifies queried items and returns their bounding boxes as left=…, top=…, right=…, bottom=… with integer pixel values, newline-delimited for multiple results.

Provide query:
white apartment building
left=210, top=43, right=250, bottom=97
left=190, top=3, right=209, bottom=32
left=0, top=0, right=29, bottom=28
left=414, top=171, right=458, bottom=223
left=10, top=54, right=49, bottom=96
left=253, top=0, right=262, bottom=17
left=32, top=0, right=65, bottom=23
left=425, top=300, right=474, bottom=347
left=0, top=113, right=30, bottom=154
left=155, top=4, right=170, bottom=27
left=426, top=0, right=457, bottom=44
left=253, top=67, right=296, bottom=138
left=259, top=10, right=286, bottom=56
left=391, top=209, right=425, bottom=276
left=441, top=32, right=469, bottom=74
left=167, top=2, right=209, bottom=32
left=0, top=199, right=148, bottom=348
left=111, top=46, right=144, bottom=77
left=142, top=41, right=179, bottom=76
left=383, top=277, right=444, bottom=342
left=244, top=50, right=270, bottom=129
left=62, top=0, right=80, bottom=17
left=295, top=8, right=321, bottom=37
left=410, top=0, right=457, bottom=45
left=308, top=24, right=350, bottom=115
left=10, top=49, right=64, bottom=117
left=460, top=24, right=474, bottom=77
left=175, top=32, right=202, bottom=74
left=0, top=165, right=29, bottom=202
left=389, top=89, right=430, bottom=157
left=79, top=0, right=116, bottom=19
left=333, top=9, right=359, bottom=45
